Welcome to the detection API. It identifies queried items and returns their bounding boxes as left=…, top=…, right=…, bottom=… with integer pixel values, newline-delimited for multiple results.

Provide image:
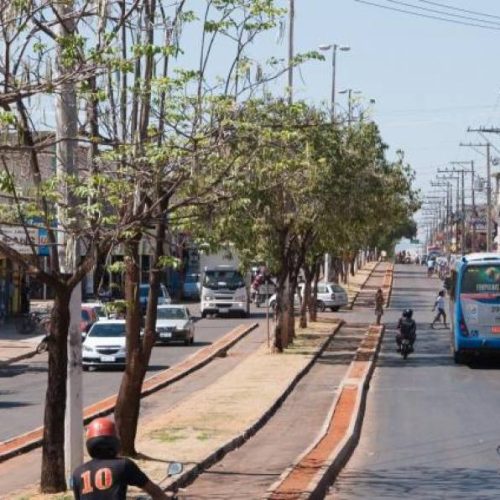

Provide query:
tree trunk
left=274, top=272, right=288, bottom=352
left=40, top=289, right=70, bottom=492
left=114, top=238, right=144, bottom=456
left=309, top=259, right=321, bottom=322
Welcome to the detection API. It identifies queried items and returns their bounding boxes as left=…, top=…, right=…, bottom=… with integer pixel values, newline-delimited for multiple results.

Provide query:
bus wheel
left=453, top=350, right=465, bottom=364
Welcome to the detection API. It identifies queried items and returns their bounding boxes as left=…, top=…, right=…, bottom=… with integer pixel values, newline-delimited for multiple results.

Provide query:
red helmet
left=86, top=418, right=120, bottom=458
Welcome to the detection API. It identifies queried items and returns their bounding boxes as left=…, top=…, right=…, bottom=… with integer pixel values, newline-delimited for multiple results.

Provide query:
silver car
left=268, top=282, right=348, bottom=312
left=155, top=305, right=195, bottom=345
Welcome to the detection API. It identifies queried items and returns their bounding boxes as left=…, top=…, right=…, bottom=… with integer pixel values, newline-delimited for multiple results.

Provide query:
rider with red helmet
left=72, top=417, right=168, bottom=499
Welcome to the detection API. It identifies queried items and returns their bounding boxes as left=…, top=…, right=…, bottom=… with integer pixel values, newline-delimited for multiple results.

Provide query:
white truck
left=199, top=251, right=250, bottom=318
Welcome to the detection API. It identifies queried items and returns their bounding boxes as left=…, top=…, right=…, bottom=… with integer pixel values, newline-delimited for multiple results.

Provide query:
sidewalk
left=4, top=261, right=383, bottom=499
left=0, top=321, right=42, bottom=365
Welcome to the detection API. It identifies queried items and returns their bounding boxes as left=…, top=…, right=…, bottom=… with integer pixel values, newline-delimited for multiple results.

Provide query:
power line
left=386, top=0, right=500, bottom=27
left=418, top=0, right=500, bottom=22
left=354, top=0, right=500, bottom=31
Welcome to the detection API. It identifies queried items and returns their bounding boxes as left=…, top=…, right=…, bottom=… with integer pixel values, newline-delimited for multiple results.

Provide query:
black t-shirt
left=72, top=457, right=149, bottom=499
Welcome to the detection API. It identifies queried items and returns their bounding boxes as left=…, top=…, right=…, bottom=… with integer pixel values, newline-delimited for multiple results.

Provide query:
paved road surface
left=0, top=305, right=263, bottom=441
left=331, top=264, right=500, bottom=499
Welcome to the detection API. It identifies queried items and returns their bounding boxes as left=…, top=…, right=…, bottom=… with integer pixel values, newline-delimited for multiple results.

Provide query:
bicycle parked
left=16, top=310, right=51, bottom=335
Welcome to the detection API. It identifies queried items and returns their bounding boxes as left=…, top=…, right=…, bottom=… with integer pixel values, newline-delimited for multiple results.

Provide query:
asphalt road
left=330, top=264, right=500, bottom=499
left=0, top=304, right=267, bottom=442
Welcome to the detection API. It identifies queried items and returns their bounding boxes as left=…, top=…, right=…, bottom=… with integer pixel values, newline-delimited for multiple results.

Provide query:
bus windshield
left=461, top=265, right=500, bottom=294
left=203, top=270, right=245, bottom=290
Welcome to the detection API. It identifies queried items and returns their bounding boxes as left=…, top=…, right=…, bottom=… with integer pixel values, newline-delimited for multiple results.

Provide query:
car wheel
left=330, top=306, right=340, bottom=312
left=82, top=365, right=89, bottom=372
left=316, top=300, right=326, bottom=312
left=201, top=311, right=207, bottom=319
left=184, top=338, right=190, bottom=346
left=190, top=336, right=195, bottom=345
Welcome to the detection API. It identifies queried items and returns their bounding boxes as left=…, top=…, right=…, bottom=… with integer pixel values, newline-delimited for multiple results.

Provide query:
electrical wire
left=479, top=132, right=500, bottom=156
left=386, top=0, right=500, bottom=27
left=418, top=0, right=500, bottom=22
left=353, top=0, right=500, bottom=31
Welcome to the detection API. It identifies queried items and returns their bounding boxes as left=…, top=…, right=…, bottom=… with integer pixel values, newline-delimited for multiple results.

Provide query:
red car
left=81, top=306, right=98, bottom=333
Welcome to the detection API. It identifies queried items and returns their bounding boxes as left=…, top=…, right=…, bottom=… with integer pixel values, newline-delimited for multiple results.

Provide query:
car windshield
left=157, top=308, right=187, bottom=320
left=88, top=323, right=126, bottom=337
left=203, top=270, right=245, bottom=290
left=332, top=285, right=345, bottom=293
left=461, top=265, right=500, bottom=294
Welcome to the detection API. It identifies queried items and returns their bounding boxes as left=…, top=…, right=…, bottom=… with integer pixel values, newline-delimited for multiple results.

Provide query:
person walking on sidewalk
left=72, top=417, right=168, bottom=499
left=374, top=288, right=384, bottom=325
left=431, top=290, right=448, bottom=329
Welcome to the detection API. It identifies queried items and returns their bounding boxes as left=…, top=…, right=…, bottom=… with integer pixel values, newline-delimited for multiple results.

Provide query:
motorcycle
left=401, top=337, right=412, bottom=360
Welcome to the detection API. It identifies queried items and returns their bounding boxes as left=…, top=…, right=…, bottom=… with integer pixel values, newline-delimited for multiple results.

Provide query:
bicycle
left=16, top=310, right=51, bottom=335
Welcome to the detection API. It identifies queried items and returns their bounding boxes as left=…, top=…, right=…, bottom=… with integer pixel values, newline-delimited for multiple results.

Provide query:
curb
left=161, top=320, right=345, bottom=494
left=0, top=323, right=258, bottom=464
left=382, top=264, right=395, bottom=307
left=266, top=323, right=385, bottom=500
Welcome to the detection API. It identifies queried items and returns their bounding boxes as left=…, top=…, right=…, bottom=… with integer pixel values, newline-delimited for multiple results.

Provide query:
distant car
left=82, top=320, right=127, bottom=370
left=83, top=302, right=108, bottom=320
left=139, top=284, right=171, bottom=314
left=155, top=305, right=195, bottom=345
left=268, top=282, right=348, bottom=312
left=183, top=273, right=201, bottom=300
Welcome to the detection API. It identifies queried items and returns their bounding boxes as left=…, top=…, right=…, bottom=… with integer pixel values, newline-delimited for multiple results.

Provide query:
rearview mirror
left=167, top=462, right=183, bottom=477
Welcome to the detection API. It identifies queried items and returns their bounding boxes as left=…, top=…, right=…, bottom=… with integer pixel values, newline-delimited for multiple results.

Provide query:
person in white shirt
left=431, top=290, right=447, bottom=328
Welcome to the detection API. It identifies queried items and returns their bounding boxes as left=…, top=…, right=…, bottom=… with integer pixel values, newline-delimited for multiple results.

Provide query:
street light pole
left=288, top=0, right=294, bottom=105
left=319, top=44, right=350, bottom=122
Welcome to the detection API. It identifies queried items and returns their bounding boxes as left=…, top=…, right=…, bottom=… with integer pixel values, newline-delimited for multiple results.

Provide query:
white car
left=155, top=305, right=195, bottom=345
left=268, top=282, right=348, bottom=312
left=82, top=320, right=127, bottom=370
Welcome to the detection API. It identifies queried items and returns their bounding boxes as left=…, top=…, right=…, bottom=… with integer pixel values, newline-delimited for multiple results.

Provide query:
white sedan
left=155, top=305, right=195, bottom=345
left=82, top=319, right=126, bottom=370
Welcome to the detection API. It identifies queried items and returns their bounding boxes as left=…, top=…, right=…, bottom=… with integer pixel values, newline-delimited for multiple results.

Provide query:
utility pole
left=437, top=173, right=460, bottom=252
left=55, top=0, right=83, bottom=478
left=287, top=0, right=294, bottom=105
left=461, top=139, right=493, bottom=252
left=450, top=161, right=475, bottom=254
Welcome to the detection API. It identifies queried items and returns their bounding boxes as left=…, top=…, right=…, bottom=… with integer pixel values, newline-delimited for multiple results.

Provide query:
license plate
left=491, top=326, right=500, bottom=334
left=160, top=332, right=172, bottom=338
left=100, top=355, right=115, bottom=362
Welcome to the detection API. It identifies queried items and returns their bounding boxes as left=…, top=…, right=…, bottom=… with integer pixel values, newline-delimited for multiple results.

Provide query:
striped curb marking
left=0, top=322, right=257, bottom=463
left=265, top=323, right=385, bottom=500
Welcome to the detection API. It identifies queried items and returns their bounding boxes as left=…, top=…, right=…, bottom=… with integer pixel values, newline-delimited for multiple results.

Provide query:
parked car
left=139, top=283, right=171, bottom=314
left=82, top=320, right=127, bottom=370
left=81, top=305, right=98, bottom=333
left=268, top=282, right=348, bottom=312
left=155, top=305, right=195, bottom=345
left=183, top=273, right=201, bottom=300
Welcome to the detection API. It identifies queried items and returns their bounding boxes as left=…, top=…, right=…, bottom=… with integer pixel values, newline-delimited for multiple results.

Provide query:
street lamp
left=338, top=88, right=361, bottom=125
left=318, top=44, right=350, bottom=121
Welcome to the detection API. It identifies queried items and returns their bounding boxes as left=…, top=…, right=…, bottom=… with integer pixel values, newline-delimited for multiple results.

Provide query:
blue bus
left=449, top=253, right=500, bottom=363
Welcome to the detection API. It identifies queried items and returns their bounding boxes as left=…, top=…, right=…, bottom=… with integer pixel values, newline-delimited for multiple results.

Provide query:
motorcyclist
left=396, top=309, right=416, bottom=352
left=72, top=417, right=168, bottom=499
